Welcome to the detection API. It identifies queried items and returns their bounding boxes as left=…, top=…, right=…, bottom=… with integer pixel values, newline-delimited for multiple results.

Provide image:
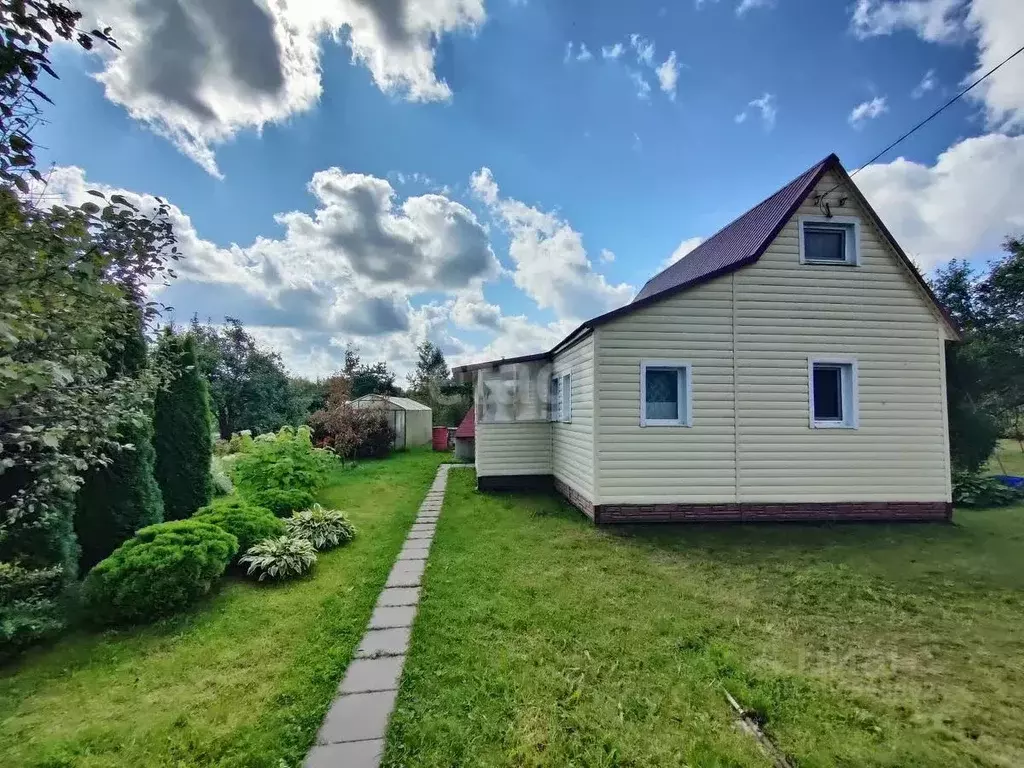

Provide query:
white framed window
left=808, top=358, right=858, bottom=429
left=550, top=372, right=572, bottom=423
left=799, top=215, right=860, bottom=266
left=640, top=360, right=692, bottom=427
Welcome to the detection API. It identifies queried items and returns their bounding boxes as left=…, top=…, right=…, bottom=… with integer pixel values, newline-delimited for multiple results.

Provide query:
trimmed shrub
left=952, top=469, right=1024, bottom=508
left=309, top=403, right=395, bottom=459
left=193, top=500, right=285, bottom=559
left=75, top=418, right=164, bottom=571
left=243, top=488, right=316, bottom=518
left=211, top=464, right=234, bottom=496
left=153, top=332, right=214, bottom=520
left=82, top=520, right=237, bottom=625
left=240, top=536, right=317, bottom=581
left=286, top=505, right=356, bottom=550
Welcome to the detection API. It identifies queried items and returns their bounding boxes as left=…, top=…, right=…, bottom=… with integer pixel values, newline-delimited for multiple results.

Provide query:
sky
left=35, top=0, right=1024, bottom=379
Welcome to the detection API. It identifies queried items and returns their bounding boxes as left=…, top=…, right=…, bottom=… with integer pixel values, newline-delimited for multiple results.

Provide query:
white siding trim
left=592, top=328, right=601, bottom=505
left=798, top=215, right=861, bottom=266
left=938, top=327, right=952, bottom=501
left=807, top=357, right=859, bottom=429
left=640, top=359, right=693, bottom=427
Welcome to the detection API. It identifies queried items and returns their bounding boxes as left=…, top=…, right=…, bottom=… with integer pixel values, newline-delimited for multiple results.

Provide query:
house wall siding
left=552, top=333, right=595, bottom=502
left=475, top=421, right=552, bottom=477
left=593, top=169, right=950, bottom=506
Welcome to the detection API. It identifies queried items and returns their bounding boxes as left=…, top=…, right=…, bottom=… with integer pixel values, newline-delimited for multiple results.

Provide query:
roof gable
left=633, top=155, right=834, bottom=303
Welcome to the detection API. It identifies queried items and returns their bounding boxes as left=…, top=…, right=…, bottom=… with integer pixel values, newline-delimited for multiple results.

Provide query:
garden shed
left=349, top=394, right=432, bottom=450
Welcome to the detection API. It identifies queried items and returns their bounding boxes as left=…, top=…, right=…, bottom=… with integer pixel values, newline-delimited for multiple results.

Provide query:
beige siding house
left=455, top=154, right=958, bottom=524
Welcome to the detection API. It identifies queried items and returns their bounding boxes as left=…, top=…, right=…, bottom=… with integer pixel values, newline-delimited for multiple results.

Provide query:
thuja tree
left=74, top=318, right=164, bottom=571
left=0, top=1, right=179, bottom=656
left=153, top=330, right=213, bottom=520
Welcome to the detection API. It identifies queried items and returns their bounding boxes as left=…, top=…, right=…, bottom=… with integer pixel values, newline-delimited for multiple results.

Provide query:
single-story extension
left=349, top=394, right=432, bottom=450
left=453, top=153, right=959, bottom=524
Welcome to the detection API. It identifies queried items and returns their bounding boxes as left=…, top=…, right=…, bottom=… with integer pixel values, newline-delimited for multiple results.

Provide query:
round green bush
left=82, top=520, right=238, bottom=626
left=193, top=500, right=286, bottom=559
left=242, top=488, right=316, bottom=517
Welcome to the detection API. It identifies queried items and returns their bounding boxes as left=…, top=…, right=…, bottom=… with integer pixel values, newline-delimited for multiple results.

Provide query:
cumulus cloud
left=599, top=248, right=616, bottom=263
left=660, top=237, right=705, bottom=270
left=628, top=69, right=652, bottom=100
left=629, top=34, right=656, bottom=66
left=655, top=52, right=680, bottom=100
left=849, top=96, right=888, bottom=127
left=602, top=42, right=625, bottom=60
left=79, top=0, right=487, bottom=175
left=470, top=167, right=634, bottom=320
left=850, top=0, right=1024, bottom=130
left=736, top=0, right=774, bottom=15
left=856, top=132, right=1024, bottom=268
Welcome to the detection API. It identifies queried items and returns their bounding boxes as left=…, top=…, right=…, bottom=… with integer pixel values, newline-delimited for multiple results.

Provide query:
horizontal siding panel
left=552, top=334, right=595, bottom=500
left=476, top=421, right=551, bottom=476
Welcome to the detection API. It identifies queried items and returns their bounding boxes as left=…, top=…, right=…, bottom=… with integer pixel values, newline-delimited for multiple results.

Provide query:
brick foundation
left=553, top=478, right=595, bottom=520
left=593, top=501, right=953, bottom=524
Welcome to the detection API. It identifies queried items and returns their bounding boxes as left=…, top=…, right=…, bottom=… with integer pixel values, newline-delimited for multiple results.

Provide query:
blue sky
left=37, top=0, right=1024, bottom=377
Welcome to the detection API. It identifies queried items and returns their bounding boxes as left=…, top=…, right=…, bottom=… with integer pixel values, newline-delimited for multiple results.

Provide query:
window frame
left=807, top=357, right=859, bottom=429
left=798, top=215, right=860, bottom=266
left=639, top=359, right=692, bottom=427
left=550, top=371, right=572, bottom=424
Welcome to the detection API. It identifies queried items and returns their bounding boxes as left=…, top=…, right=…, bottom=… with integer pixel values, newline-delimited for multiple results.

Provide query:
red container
left=432, top=426, right=449, bottom=451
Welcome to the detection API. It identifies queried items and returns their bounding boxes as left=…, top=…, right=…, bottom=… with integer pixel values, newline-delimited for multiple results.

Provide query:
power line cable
left=818, top=41, right=1024, bottom=206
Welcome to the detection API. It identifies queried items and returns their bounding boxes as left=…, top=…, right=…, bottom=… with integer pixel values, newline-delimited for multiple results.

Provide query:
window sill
left=811, top=421, right=857, bottom=430
left=801, top=259, right=858, bottom=266
left=640, top=421, right=692, bottom=428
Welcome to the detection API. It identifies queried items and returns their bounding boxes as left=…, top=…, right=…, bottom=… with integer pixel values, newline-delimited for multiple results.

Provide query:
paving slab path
left=304, top=462, right=469, bottom=768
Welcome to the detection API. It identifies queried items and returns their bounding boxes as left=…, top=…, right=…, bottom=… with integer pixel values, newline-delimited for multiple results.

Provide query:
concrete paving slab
left=340, top=655, right=405, bottom=694
left=316, top=689, right=397, bottom=744
left=356, top=626, right=412, bottom=657
left=368, top=604, right=417, bottom=629
left=305, top=740, right=384, bottom=768
left=377, top=586, right=420, bottom=606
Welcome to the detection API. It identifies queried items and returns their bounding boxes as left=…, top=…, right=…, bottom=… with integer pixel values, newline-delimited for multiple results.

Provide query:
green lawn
left=387, top=471, right=1024, bottom=767
left=988, top=438, right=1024, bottom=477
left=0, top=449, right=448, bottom=768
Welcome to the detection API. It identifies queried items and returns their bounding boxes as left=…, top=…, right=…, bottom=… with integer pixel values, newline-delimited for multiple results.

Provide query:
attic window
left=799, top=216, right=859, bottom=265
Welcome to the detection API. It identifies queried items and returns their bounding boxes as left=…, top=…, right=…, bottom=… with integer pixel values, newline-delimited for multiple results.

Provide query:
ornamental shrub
left=240, top=536, right=317, bottom=581
left=231, top=425, right=335, bottom=497
left=286, top=504, right=356, bottom=550
left=82, top=520, right=237, bottom=626
left=0, top=561, right=66, bottom=662
left=243, top=488, right=316, bottom=518
left=952, top=469, right=1024, bottom=508
left=153, top=332, right=214, bottom=520
left=193, top=500, right=285, bottom=559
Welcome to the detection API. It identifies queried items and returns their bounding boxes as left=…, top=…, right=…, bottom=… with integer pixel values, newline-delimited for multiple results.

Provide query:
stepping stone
left=316, top=689, right=397, bottom=744
left=305, top=740, right=384, bottom=768
left=407, top=531, right=433, bottom=540
left=368, top=604, right=416, bottom=630
left=397, top=550, right=428, bottom=561
left=356, top=626, right=411, bottom=658
left=386, top=560, right=426, bottom=588
left=377, top=587, right=419, bottom=606
left=340, top=655, right=405, bottom=694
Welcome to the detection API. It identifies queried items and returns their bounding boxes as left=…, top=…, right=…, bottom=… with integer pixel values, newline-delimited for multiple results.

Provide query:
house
left=452, top=153, right=959, bottom=524
left=348, top=394, right=432, bottom=450
left=454, top=406, right=475, bottom=461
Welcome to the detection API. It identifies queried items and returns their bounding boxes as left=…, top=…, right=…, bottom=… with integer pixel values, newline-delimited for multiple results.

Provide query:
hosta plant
left=239, top=536, right=317, bottom=581
left=286, top=504, right=357, bottom=550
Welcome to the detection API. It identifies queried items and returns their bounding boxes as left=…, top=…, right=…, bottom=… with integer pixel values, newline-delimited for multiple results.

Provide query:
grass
left=988, top=438, right=1024, bottom=476
left=0, top=449, right=448, bottom=768
left=387, top=471, right=1024, bottom=767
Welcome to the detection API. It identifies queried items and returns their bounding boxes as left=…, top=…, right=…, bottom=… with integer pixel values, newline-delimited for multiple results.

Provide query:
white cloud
left=655, top=52, right=680, bottom=100
left=850, top=0, right=964, bottom=42
left=469, top=167, right=634, bottom=320
left=602, top=42, right=625, bottom=59
left=565, top=41, right=593, bottom=62
left=849, top=95, right=888, bottom=127
left=629, top=34, right=656, bottom=66
left=660, top=236, right=705, bottom=269
left=599, top=248, right=616, bottom=263
left=576, top=42, right=593, bottom=62
left=850, top=1, right=1024, bottom=130
left=856, top=132, right=1024, bottom=269
left=628, top=69, right=652, bottom=100
left=736, top=0, right=774, bottom=15
left=912, top=68, right=938, bottom=98
left=79, top=0, right=487, bottom=176
left=736, top=93, right=776, bottom=129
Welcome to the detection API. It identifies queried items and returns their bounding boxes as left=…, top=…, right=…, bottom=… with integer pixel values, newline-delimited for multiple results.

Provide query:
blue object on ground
left=992, top=475, right=1024, bottom=489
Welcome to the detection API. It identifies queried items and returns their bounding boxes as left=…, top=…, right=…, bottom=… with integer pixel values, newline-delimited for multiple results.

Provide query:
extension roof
left=454, top=406, right=475, bottom=439
left=453, top=153, right=957, bottom=375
